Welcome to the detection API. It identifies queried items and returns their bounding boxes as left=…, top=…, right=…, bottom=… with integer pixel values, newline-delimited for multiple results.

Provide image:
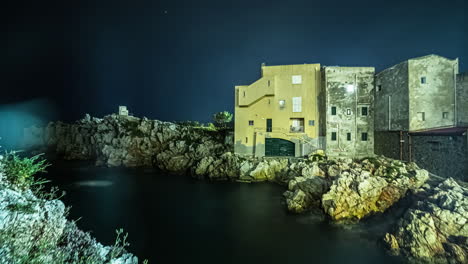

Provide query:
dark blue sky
left=2, top=0, right=467, bottom=123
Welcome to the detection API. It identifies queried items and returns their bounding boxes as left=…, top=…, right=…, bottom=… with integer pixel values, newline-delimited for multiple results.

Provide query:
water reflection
left=46, top=161, right=404, bottom=264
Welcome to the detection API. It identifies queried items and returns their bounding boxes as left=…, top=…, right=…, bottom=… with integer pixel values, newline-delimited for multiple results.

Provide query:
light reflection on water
left=46, top=161, right=404, bottom=264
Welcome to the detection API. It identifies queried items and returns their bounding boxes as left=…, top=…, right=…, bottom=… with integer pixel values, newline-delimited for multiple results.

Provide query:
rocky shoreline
left=0, top=155, right=138, bottom=263
left=23, top=114, right=468, bottom=263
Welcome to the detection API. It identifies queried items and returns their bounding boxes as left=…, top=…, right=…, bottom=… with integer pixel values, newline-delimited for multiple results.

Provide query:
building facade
left=374, top=55, right=467, bottom=181
left=234, top=63, right=322, bottom=157
left=457, top=72, right=468, bottom=127
left=321, top=67, right=375, bottom=157
left=375, top=54, right=459, bottom=132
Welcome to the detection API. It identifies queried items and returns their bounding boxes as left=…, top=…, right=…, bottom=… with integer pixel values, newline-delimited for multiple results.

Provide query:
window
left=443, top=112, right=449, bottom=119
left=266, top=119, right=272, bottom=132
left=346, top=109, right=352, bottom=115
left=417, top=112, right=425, bottom=121
left=292, top=97, right=302, bottom=112
left=362, top=107, right=368, bottom=116
left=331, top=106, right=337, bottom=115
left=347, top=133, right=351, bottom=141
left=290, top=118, right=304, bottom=133
left=377, top=85, right=382, bottom=92
left=308, top=120, right=315, bottom=126
left=268, top=99, right=271, bottom=104
left=292, top=75, right=302, bottom=84
left=248, top=120, right=254, bottom=126
left=331, top=132, right=337, bottom=141
left=279, top=100, right=286, bottom=109
left=246, top=137, right=248, bottom=143
left=421, top=77, right=426, bottom=84
left=243, top=91, right=246, bottom=97
left=268, top=80, right=270, bottom=87
left=361, top=132, right=368, bottom=141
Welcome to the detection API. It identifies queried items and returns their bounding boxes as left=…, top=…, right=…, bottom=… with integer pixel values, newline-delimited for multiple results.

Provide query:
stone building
left=234, top=64, right=375, bottom=158
left=374, top=54, right=460, bottom=132
left=234, top=63, right=322, bottom=157
left=374, top=55, right=467, bottom=181
left=457, top=72, right=468, bottom=127
left=320, top=67, right=375, bottom=158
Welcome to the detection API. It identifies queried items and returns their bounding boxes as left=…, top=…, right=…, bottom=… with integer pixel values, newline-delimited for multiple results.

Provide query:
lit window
left=331, top=132, right=337, bottom=141
left=346, top=109, right=352, bottom=115
left=248, top=120, right=254, bottom=126
left=347, top=133, right=351, bottom=141
left=361, top=132, right=368, bottom=141
left=421, top=77, right=426, bottom=84
left=292, top=97, right=302, bottom=112
left=362, top=107, right=368, bottom=116
left=292, top=75, right=302, bottom=84
left=443, top=112, right=449, bottom=119
left=331, top=106, right=337, bottom=115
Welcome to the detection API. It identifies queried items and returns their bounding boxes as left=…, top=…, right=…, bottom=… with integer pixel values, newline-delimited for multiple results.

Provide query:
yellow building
left=234, top=63, right=322, bottom=157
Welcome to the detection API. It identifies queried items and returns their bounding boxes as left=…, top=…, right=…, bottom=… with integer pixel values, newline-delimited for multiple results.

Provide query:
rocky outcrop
left=383, top=178, right=468, bottom=264
left=283, top=157, right=429, bottom=219
left=24, top=114, right=231, bottom=174
left=0, top=161, right=138, bottom=264
left=321, top=158, right=429, bottom=221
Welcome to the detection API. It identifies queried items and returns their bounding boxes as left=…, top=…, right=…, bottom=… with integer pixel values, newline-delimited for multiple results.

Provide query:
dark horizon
left=2, top=0, right=467, bottom=124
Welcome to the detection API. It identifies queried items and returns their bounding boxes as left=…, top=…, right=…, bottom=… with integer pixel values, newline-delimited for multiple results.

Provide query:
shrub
left=2, top=151, right=50, bottom=190
left=212, top=111, right=233, bottom=128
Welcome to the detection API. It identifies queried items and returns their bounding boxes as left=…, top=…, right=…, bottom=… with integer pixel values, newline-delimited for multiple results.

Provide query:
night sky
left=2, top=0, right=467, bottom=123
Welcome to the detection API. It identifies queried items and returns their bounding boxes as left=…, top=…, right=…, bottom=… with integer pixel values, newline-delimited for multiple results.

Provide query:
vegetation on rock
left=0, top=150, right=140, bottom=264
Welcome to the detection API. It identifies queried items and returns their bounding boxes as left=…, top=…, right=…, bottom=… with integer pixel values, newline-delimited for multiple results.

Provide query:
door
left=265, top=138, right=295, bottom=157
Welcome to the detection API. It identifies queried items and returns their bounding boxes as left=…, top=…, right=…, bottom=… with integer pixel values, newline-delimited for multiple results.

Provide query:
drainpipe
left=355, top=74, right=358, bottom=156
left=408, top=133, right=412, bottom=162
left=388, top=95, right=392, bottom=131
left=454, top=61, right=458, bottom=127
left=399, top=131, right=403, bottom=160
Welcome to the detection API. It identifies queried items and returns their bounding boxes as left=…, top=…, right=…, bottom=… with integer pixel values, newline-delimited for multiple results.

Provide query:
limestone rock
left=383, top=178, right=468, bottom=264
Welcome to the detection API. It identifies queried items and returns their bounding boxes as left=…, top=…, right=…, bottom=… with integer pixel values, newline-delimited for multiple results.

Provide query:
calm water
left=45, top=161, right=403, bottom=264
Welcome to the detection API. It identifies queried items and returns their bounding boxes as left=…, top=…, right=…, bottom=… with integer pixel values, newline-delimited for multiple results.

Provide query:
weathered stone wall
left=408, top=55, right=458, bottom=131
left=322, top=66, right=374, bottom=157
left=375, top=131, right=468, bottom=181
left=457, top=72, right=468, bottom=126
left=375, top=61, right=409, bottom=131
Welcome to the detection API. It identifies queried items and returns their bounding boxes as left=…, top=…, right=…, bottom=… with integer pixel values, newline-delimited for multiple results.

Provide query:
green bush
left=212, top=111, right=233, bottom=128
left=2, top=151, right=50, bottom=189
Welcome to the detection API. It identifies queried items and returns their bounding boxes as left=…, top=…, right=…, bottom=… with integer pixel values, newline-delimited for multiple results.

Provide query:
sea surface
left=45, top=161, right=404, bottom=264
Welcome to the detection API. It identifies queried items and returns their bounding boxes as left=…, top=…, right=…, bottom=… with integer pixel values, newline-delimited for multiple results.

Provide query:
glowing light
left=346, top=84, right=355, bottom=93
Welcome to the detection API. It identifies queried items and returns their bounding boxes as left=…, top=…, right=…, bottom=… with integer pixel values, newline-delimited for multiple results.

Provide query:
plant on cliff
left=212, top=111, right=233, bottom=129
left=2, top=151, right=50, bottom=190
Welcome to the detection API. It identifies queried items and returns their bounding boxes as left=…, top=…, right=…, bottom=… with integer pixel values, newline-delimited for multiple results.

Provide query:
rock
left=383, top=178, right=468, bottom=264
left=283, top=189, right=308, bottom=213
left=321, top=156, right=429, bottom=221
left=0, top=169, right=138, bottom=263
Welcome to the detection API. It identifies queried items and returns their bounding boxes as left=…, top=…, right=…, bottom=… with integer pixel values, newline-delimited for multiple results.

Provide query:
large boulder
left=321, top=157, right=429, bottom=221
left=383, top=178, right=468, bottom=264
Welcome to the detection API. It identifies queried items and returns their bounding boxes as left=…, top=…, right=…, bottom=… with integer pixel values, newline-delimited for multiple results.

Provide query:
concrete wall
left=234, top=64, right=321, bottom=157
left=375, top=61, right=409, bottom=131
left=408, top=55, right=459, bottom=131
left=322, top=66, right=375, bottom=157
left=375, top=131, right=468, bottom=182
left=457, top=72, right=468, bottom=126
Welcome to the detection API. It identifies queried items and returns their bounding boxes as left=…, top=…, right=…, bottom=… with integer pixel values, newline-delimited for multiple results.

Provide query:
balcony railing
left=290, top=126, right=304, bottom=133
